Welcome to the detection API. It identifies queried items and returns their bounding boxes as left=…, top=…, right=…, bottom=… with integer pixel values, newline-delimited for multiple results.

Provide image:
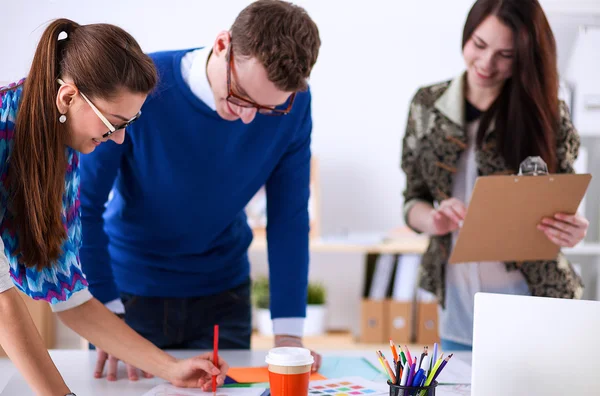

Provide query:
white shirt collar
left=180, top=46, right=216, bottom=111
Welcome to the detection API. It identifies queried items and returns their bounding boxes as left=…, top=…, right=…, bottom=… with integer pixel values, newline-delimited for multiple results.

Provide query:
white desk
left=0, top=350, right=472, bottom=395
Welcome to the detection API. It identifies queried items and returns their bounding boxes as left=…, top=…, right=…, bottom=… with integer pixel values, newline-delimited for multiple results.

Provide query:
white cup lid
left=265, top=347, right=314, bottom=367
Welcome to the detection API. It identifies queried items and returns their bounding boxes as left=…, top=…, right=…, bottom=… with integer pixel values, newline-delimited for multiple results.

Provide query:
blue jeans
left=106, top=279, right=252, bottom=350
left=440, top=338, right=472, bottom=352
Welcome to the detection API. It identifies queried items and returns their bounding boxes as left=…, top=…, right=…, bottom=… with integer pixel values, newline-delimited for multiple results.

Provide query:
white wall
left=1, top=0, right=478, bottom=235
left=3, top=1, right=597, bottom=235
left=3, top=1, right=600, bottom=346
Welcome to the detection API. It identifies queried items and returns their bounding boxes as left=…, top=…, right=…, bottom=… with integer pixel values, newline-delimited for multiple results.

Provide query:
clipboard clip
left=518, top=156, right=548, bottom=176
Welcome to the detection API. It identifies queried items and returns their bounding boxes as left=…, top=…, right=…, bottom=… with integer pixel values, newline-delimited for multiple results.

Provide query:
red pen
left=213, top=324, right=219, bottom=396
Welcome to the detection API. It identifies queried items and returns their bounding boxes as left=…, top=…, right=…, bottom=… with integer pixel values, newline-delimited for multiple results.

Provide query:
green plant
left=307, top=282, right=326, bottom=305
left=252, top=276, right=270, bottom=309
left=251, top=277, right=327, bottom=309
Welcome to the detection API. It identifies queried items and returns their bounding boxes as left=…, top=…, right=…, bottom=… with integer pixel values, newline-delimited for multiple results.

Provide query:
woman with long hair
left=0, top=19, right=228, bottom=395
left=401, top=0, right=588, bottom=351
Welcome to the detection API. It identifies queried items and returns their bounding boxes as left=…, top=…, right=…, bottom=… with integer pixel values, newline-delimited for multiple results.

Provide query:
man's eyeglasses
left=57, top=78, right=141, bottom=138
left=226, top=44, right=295, bottom=116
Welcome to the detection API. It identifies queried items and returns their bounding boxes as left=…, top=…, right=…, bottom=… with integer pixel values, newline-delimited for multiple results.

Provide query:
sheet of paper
left=392, top=254, right=420, bottom=301
left=319, top=357, right=387, bottom=382
left=309, top=376, right=388, bottom=395
left=417, top=287, right=437, bottom=303
left=142, top=384, right=266, bottom=396
left=368, top=254, right=395, bottom=299
left=437, top=384, right=472, bottom=396
left=436, top=357, right=472, bottom=384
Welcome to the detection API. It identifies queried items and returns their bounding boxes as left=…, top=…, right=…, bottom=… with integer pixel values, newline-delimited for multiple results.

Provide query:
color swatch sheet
left=308, top=377, right=387, bottom=396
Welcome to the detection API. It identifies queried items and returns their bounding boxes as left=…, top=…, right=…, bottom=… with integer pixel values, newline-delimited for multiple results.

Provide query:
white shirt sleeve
left=272, top=317, right=305, bottom=338
left=0, top=239, right=15, bottom=293
left=104, top=298, right=125, bottom=314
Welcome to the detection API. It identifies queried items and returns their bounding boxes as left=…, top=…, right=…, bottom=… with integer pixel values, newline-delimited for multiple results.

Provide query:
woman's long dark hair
left=10, top=19, right=157, bottom=269
left=463, top=0, right=558, bottom=172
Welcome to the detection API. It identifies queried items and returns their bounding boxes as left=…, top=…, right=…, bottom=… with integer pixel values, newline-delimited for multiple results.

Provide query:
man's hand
left=93, top=311, right=154, bottom=381
left=274, top=334, right=322, bottom=372
left=94, top=347, right=154, bottom=381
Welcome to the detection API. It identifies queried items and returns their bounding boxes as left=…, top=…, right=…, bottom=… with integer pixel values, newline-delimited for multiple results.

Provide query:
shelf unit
left=250, top=236, right=600, bottom=299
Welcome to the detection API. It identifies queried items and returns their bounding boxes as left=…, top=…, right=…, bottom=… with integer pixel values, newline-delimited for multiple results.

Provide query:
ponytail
left=10, top=18, right=156, bottom=270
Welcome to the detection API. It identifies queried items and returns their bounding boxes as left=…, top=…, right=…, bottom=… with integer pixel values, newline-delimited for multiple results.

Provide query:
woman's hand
left=428, top=198, right=467, bottom=236
left=167, top=353, right=229, bottom=390
left=538, top=213, right=589, bottom=248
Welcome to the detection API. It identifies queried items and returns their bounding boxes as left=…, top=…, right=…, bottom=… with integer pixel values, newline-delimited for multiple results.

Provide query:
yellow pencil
left=417, top=354, right=446, bottom=396
left=376, top=351, right=388, bottom=377
left=379, top=351, right=397, bottom=384
left=424, top=353, right=445, bottom=386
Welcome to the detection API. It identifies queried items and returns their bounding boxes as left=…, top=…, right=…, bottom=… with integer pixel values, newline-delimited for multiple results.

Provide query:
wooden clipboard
left=448, top=173, right=592, bottom=264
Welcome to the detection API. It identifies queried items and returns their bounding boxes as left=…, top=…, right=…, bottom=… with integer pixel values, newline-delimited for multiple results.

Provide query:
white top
left=180, top=46, right=217, bottom=111
left=50, top=289, right=93, bottom=312
left=0, top=238, right=14, bottom=294
left=439, top=119, right=530, bottom=346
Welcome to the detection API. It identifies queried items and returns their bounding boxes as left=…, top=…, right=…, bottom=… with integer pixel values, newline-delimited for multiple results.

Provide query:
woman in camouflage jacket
left=400, top=0, right=589, bottom=350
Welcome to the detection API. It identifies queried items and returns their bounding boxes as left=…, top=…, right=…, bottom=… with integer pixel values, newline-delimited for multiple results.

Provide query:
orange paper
left=227, top=366, right=326, bottom=383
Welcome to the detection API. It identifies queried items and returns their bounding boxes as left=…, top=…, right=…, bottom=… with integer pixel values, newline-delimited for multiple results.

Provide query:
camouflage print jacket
left=401, top=73, right=584, bottom=308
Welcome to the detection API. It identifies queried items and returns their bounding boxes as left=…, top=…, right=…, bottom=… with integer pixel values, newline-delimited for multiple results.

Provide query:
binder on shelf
left=360, top=253, right=422, bottom=344
left=360, top=253, right=390, bottom=343
left=388, top=254, right=420, bottom=343
left=415, top=288, right=439, bottom=345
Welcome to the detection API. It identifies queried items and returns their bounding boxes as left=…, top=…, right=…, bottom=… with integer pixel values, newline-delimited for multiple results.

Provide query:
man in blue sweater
left=79, top=0, right=322, bottom=381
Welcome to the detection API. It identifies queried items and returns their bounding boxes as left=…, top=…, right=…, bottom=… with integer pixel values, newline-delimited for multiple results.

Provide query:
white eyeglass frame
left=57, top=78, right=140, bottom=138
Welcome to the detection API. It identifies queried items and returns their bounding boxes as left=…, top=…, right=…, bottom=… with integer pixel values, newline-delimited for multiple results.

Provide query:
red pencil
left=213, top=324, right=219, bottom=396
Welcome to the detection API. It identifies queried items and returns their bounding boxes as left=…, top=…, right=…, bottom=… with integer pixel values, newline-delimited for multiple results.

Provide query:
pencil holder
left=388, top=380, right=438, bottom=396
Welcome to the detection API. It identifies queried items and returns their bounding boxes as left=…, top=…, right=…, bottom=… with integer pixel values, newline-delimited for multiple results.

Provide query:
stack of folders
left=363, top=253, right=438, bottom=344
left=368, top=254, right=421, bottom=301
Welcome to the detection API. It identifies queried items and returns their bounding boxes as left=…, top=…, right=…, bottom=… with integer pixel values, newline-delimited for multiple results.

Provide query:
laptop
left=471, top=292, right=600, bottom=396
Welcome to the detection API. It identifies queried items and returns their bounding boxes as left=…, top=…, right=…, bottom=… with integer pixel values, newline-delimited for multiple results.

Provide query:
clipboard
left=448, top=172, right=592, bottom=263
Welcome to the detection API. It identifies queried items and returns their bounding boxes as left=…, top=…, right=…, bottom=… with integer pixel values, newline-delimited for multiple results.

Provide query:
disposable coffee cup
left=266, top=347, right=314, bottom=396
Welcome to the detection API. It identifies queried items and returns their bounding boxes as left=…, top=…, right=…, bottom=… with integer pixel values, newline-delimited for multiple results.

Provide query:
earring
left=59, top=114, right=67, bottom=123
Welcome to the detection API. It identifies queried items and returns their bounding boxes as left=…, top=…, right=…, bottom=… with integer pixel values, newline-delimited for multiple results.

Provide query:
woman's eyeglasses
left=57, top=78, right=141, bottom=138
